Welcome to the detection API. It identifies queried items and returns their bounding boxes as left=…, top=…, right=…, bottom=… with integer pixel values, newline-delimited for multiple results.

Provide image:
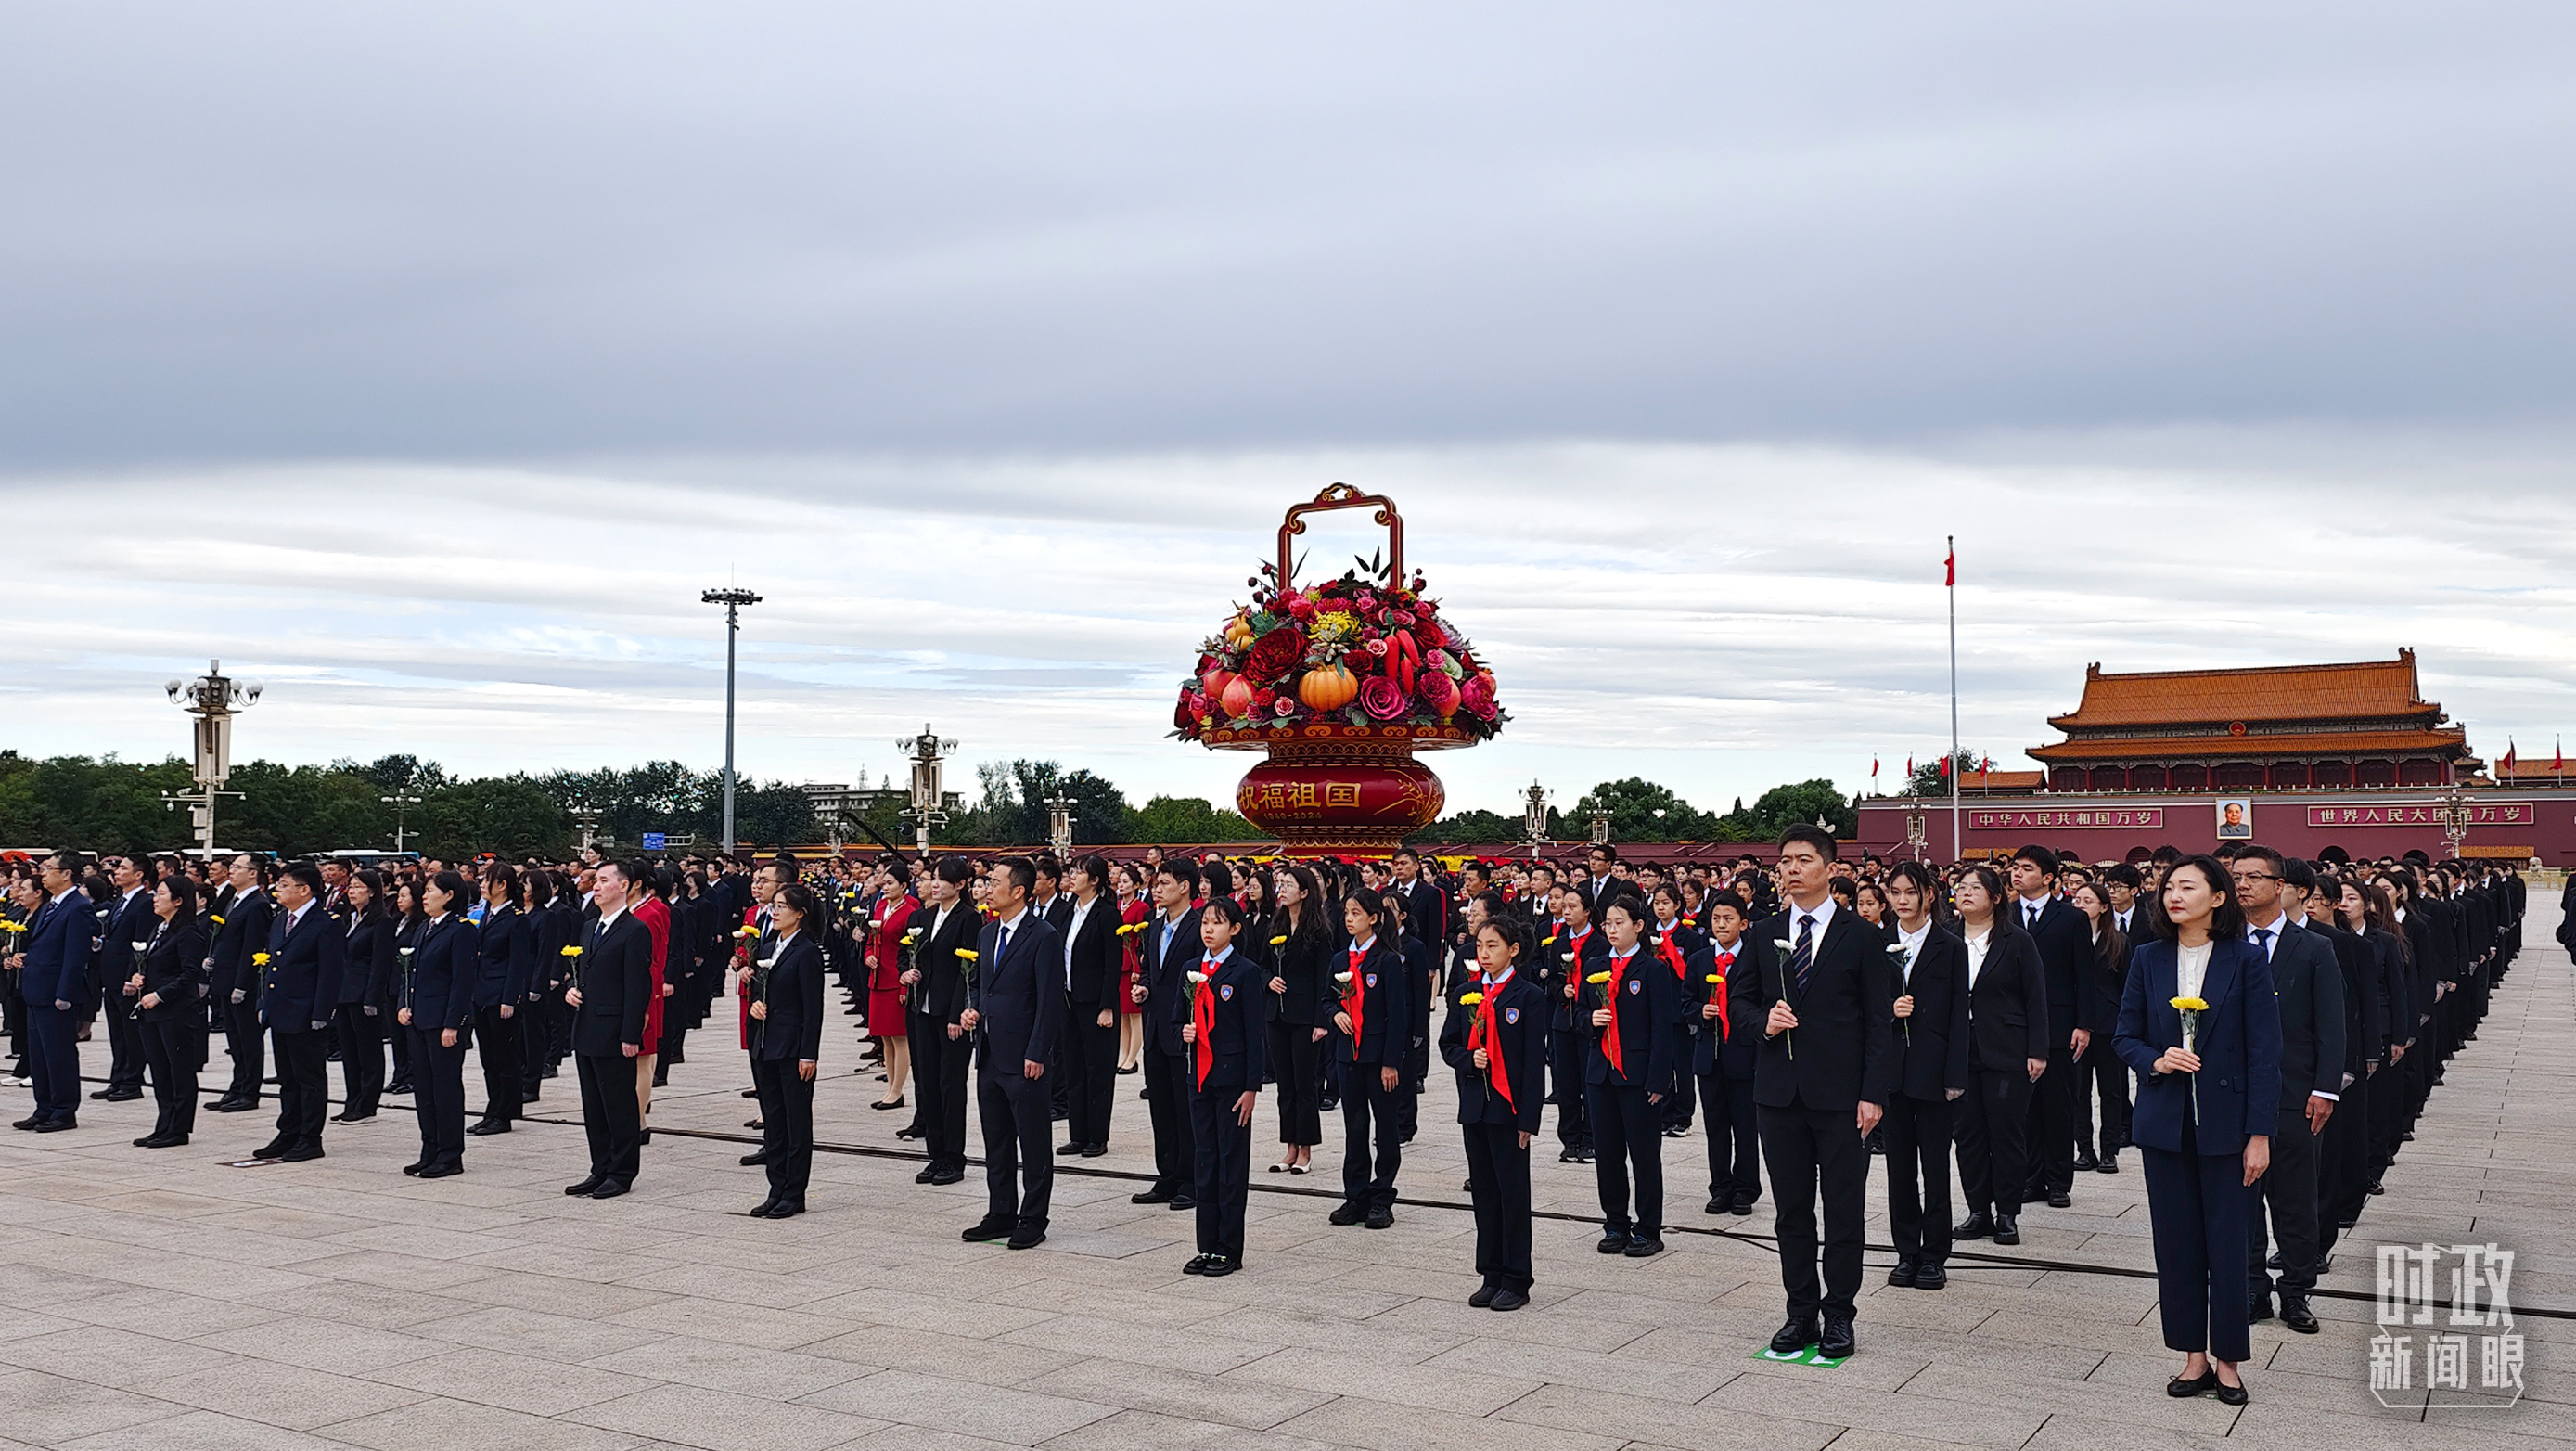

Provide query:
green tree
left=1130, top=795, right=1264, bottom=845
left=727, top=777, right=819, bottom=850
left=1568, top=777, right=1713, bottom=842
left=1412, top=808, right=1523, bottom=845
left=415, top=777, right=572, bottom=861
left=1722, top=778, right=1858, bottom=841
left=1904, top=750, right=1980, bottom=798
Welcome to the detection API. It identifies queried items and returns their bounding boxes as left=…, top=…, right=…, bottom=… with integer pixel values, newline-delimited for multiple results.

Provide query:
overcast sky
left=4, top=4, right=2571, bottom=816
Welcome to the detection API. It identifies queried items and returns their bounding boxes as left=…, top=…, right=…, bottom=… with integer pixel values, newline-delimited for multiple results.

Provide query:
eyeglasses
left=2231, top=872, right=2279, bottom=884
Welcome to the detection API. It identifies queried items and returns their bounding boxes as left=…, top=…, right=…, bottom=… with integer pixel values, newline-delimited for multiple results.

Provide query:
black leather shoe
left=418, top=1162, right=461, bottom=1178
left=13, top=1115, right=45, bottom=1131
left=740, top=1151, right=771, bottom=1166
left=1768, top=1316, right=1818, bottom=1355
left=1167, top=1196, right=1194, bottom=1211
left=1079, top=1144, right=1107, bottom=1158
left=927, top=1167, right=965, bottom=1186
left=278, top=1145, right=324, bottom=1162
left=1183, top=1254, right=1211, bottom=1275
left=1133, top=1188, right=1174, bottom=1205
left=1596, top=1231, right=1629, bottom=1254
left=403, top=1161, right=427, bottom=1175
left=2046, top=1190, right=2072, bottom=1209
left=764, top=1201, right=804, bottom=1219
left=750, top=1199, right=781, bottom=1217
left=588, top=1180, right=628, bottom=1199
left=1953, top=1211, right=1993, bottom=1240
left=250, top=1140, right=289, bottom=1160
left=1992, top=1215, right=2020, bottom=1245
left=961, top=1218, right=1012, bottom=1243
left=1469, top=1284, right=1498, bottom=1308
left=916, top=1167, right=941, bottom=1184
left=566, top=1176, right=605, bottom=1196
left=1364, top=1208, right=1392, bottom=1229
left=1731, top=1195, right=1756, bottom=1216
left=2249, top=1294, right=2275, bottom=1323
left=1887, top=1257, right=1918, bottom=1288
left=466, top=1121, right=510, bottom=1136
left=2073, top=1148, right=2099, bottom=1173
left=1057, top=1141, right=1083, bottom=1156
left=1623, top=1234, right=1663, bottom=1258
left=1198, top=1255, right=1237, bottom=1278
left=32, top=1119, right=75, bottom=1134
left=1489, top=1289, right=1527, bottom=1311
left=1007, top=1226, right=1045, bottom=1250
left=1328, top=1201, right=1365, bottom=1226
left=2280, top=1296, right=2319, bottom=1334
left=1817, top=1317, right=1855, bottom=1359
left=2214, top=1378, right=2249, bottom=1406
left=1705, top=1196, right=1726, bottom=1215
left=2167, top=1370, right=2219, bottom=1398
left=1914, top=1262, right=1948, bottom=1290
left=2096, top=1151, right=2119, bottom=1174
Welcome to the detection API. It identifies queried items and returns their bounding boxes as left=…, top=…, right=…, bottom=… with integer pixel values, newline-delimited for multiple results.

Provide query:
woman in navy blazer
left=2115, top=855, right=2278, bottom=1406
left=399, top=872, right=481, bottom=1180
left=747, top=883, right=827, bottom=1219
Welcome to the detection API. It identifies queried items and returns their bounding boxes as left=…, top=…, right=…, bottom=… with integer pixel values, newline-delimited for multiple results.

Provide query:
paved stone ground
left=4, top=896, right=2570, bottom=1451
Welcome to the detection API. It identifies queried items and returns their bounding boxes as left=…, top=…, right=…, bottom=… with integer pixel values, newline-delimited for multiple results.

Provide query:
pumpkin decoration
left=1298, top=661, right=1359, bottom=712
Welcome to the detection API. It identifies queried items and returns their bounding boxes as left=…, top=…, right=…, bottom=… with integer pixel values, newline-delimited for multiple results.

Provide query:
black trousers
left=979, top=1063, right=1054, bottom=1230
left=2249, top=1104, right=2322, bottom=1299
left=1395, top=1033, right=1429, bottom=1139
left=388, top=1017, right=414, bottom=1086
left=2142, top=1118, right=2250, bottom=1362
left=915, top=1013, right=973, bottom=1172
left=1462, top=1119, right=1534, bottom=1291
left=575, top=1050, right=642, bottom=1186
left=1662, top=1024, right=1697, bottom=1131
left=408, top=1028, right=468, bottom=1170
left=519, top=1000, right=552, bottom=1099
left=219, top=994, right=264, bottom=1101
left=334, top=1005, right=385, bottom=1118
left=1143, top=1040, right=1197, bottom=1196
left=1550, top=1028, right=1590, bottom=1151
left=1190, top=1084, right=1252, bottom=1258
left=1339, top=1060, right=1406, bottom=1211
left=2074, top=1038, right=2130, bottom=1153
left=1062, top=997, right=1118, bottom=1149
left=751, top=1057, right=814, bottom=1204
left=270, top=1026, right=329, bottom=1152
left=102, top=981, right=145, bottom=1091
left=1586, top=1080, right=1663, bottom=1236
left=1959, top=1066, right=2035, bottom=1217
left=142, top=1018, right=199, bottom=1138
left=23, top=1004, right=78, bottom=1123
left=1697, top=1070, right=1761, bottom=1201
left=2316, top=1081, right=2367, bottom=1255
left=474, top=1005, right=522, bottom=1123
left=1880, top=1092, right=1954, bottom=1264
left=1758, top=1100, right=1870, bottom=1322
left=1269, top=1020, right=1325, bottom=1147
left=2025, top=1034, right=2078, bottom=1196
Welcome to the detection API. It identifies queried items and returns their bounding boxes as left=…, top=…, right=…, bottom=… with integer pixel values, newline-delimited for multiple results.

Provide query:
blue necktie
left=2253, top=926, right=2274, bottom=958
left=1790, top=914, right=1815, bottom=997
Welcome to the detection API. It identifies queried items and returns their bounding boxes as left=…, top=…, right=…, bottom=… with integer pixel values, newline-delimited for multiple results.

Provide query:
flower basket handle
left=1279, top=483, right=1405, bottom=590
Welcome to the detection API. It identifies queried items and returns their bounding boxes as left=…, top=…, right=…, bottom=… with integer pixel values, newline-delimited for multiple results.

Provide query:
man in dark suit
left=252, top=863, right=346, bottom=1161
left=1056, top=855, right=1120, bottom=1157
left=9, top=852, right=92, bottom=1132
left=1730, top=826, right=1898, bottom=1360
left=205, top=855, right=274, bottom=1112
left=2006, top=844, right=2101, bottom=1207
left=2234, top=849, right=2343, bottom=1334
left=92, top=856, right=156, bottom=1102
left=1131, top=862, right=1204, bottom=1209
left=1583, top=845, right=1624, bottom=916
left=565, top=861, right=654, bottom=1198
left=963, top=860, right=1066, bottom=1250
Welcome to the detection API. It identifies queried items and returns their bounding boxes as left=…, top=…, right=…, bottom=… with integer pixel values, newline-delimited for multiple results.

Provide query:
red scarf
left=1655, top=928, right=1688, bottom=979
left=1193, top=955, right=1222, bottom=1088
left=1709, top=947, right=1736, bottom=1040
left=1344, top=944, right=1368, bottom=1059
left=1468, top=969, right=1515, bottom=1109
left=1601, top=948, right=1634, bottom=1078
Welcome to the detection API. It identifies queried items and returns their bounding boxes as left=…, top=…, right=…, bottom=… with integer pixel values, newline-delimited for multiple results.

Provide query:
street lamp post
left=700, top=587, right=763, bottom=853
left=380, top=786, right=424, bottom=854
left=1043, top=790, right=1075, bottom=855
left=161, top=660, right=260, bottom=857
left=896, top=725, right=959, bottom=855
left=1520, top=780, right=1553, bottom=860
left=1904, top=794, right=1929, bottom=863
left=1589, top=809, right=1611, bottom=847
left=2434, top=785, right=2473, bottom=862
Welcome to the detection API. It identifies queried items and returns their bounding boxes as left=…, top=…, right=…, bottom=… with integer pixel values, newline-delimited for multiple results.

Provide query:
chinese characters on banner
left=2372, top=1243, right=2524, bottom=1410
left=2310, top=803, right=2535, bottom=828
left=1967, top=809, right=2164, bottom=831
left=1244, top=779, right=1365, bottom=815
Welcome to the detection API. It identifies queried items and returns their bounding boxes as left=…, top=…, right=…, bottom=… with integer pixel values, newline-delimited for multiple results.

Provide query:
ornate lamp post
left=1043, top=790, right=1075, bottom=855
left=700, top=586, right=763, bottom=852
left=1904, top=793, right=1929, bottom=863
left=1519, top=780, right=1553, bottom=860
left=380, top=783, right=424, bottom=854
left=1589, top=809, right=1611, bottom=846
left=896, top=724, right=958, bottom=854
left=161, top=660, right=259, bottom=857
left=2434, top=784, right=2473, bottom=862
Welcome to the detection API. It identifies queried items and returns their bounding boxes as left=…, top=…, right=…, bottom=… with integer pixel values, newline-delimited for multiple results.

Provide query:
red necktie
left=1472, top=974, right=1514, bottom=1109
left=1345, top=946, right=1367, bottom=1058
left=1602, top=952, right=1630, bottom=1078
left=1710, top=950, right=1735, bottom=1040
left=1194, top=956, right=1220, bottom=1088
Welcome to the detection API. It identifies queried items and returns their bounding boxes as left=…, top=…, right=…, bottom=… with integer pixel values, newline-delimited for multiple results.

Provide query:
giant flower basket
left=1173, top=484, right=1505, bottom=854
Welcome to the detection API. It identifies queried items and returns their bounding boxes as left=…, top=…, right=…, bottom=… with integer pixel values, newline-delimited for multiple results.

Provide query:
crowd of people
left=0, top=831, right=2548, bottom=1401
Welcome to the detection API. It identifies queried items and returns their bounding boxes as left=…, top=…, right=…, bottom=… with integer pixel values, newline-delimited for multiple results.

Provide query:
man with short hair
left=566, top=862, right=653, bottom=1198
left=10, top=852, right=92, bottom=1132
left=2236, top=848, right=2342, bottom=1335
left=1132, top=863, right=1203, bottom=1208
left=206, top=854, right=274, bottom=1112
left=93, top=855, right=155, bottom=1102
left=2006, top=844, right=2099, bottom=1204
left=1733, top=826, right=1897, bottom=1360
left=961, top=859, right=1064, bottom=1250
left=254, top=862, right=346, bottom=1162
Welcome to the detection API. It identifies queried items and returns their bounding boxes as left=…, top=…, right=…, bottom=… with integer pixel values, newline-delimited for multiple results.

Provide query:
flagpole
left=1947, top=535, right=1961, bottom=862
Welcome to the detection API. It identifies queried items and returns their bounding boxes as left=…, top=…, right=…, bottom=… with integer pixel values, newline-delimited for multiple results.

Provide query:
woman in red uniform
left=864, top=859, right=916, bottom=1111
left=1114, top=862, right=1151, bottom=1073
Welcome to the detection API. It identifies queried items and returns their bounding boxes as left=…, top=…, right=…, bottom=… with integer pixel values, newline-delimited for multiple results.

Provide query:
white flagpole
left=1948, top=535, right=1961, bottom=862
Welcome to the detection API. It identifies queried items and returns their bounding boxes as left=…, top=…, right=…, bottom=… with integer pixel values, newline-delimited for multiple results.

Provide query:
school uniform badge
left=1504, top=1007, right=1519, bottom=1024
left=1628, top=977, right=1643, bottom=995
left=1219, top=983, right=1234, bottom=1000
left=1365, top=973, right=1378, bottom=987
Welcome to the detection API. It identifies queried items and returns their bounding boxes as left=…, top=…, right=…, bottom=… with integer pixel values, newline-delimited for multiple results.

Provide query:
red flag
left=1938, top=756, right=1951, bottom=778
left=1944, top=546, right=1955, bottom=587
left=1906, top=755, right=1916, bottom=778
left=1870, top=756, right=1879, bottom=777
left=2555, top=737, right=2563, bottom=776
left=2502, top=739, right=2517, bottom=776
left=1981, top=754, right=1993, bottom=773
